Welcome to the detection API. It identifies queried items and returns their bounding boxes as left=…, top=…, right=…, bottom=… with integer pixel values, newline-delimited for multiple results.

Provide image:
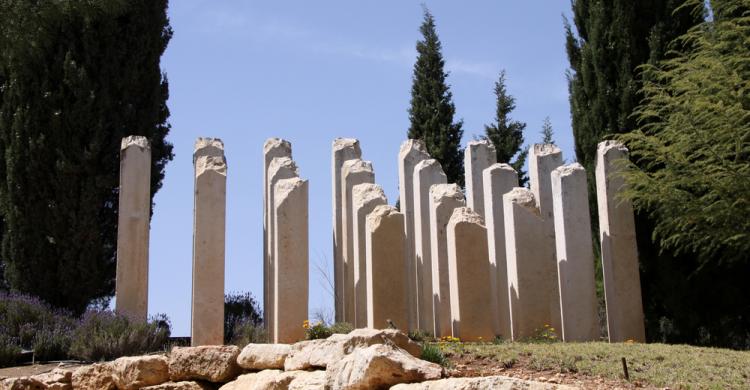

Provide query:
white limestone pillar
left=552, top=163, right=599, bottom=342
left=331, top=138, right=362, bottom=323
left=116, top=136, right=152, bottom=322
left=191, top=138, right=227, bottom=346
left=366, top=205, right=408, bottom=330
left=273, top=177, right=309, bottom=343
left=352, top=183, right=387, bottom=328
left=447, top=207, right=494, bottom=341
left=482, top=163, right=518, bottom=339
left=398, top=139, right=430, bottom=331
left=464, top=139, right=497, bottom=219
left=596, top=141, right=645, bottom=342
left=341, top=159, right=374, bottom=324
left=428, top=184, right=465, bottom=337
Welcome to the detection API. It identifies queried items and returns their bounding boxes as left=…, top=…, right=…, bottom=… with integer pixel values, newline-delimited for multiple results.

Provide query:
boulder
left=390, top=375, right=580, bottom=389
left=219, top=370, right=326, bottom=390
left=30, top=368, right=73, bottom=390
left=287, top=370, right=326, bottom=390
left=111, top=355, right=169, bottom=390
left=237, top=344, right=291, bottom=370
left=71, top=363, right=116, bottom=390
left=326, top=344, right=441, bottom=390
left=169, top=345, right=240, bottom=383
left=0, top=377, right=46, bottom=390
left=141, top=381, right=213, bottom=390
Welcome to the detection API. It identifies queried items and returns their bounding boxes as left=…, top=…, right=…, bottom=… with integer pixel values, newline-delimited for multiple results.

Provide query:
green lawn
left=435, top=341, right=750, bottom=389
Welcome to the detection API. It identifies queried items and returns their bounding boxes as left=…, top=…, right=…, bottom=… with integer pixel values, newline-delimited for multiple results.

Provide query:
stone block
left=352, top=183, right=387, bottom=328
left=464, top=139, right=497, bottom=219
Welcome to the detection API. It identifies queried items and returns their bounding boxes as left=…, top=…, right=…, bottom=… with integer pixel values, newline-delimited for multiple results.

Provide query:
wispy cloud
left=446, top=59, right=499, bottom=80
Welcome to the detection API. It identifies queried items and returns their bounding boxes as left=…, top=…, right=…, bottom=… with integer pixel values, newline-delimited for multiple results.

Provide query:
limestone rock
left=326, top=344, right=441, bottom=390
left=0, top=376, right=46, bottom=390
left=141, top=381, right=213, bottom=390
left=169, top=345, right=240, bottom=383
left=111, top=355, right=169, bottom=390
left=390, top=375, right=579, bottom=389
left=287, top=370, right=326, bottom=390
left=30, top=368, right=74, bottom=390
left=237, top=343, right=292, bottom=370
left=217, top=370, right=283, bottom=390
left=71, top=363, right=116, bottom=390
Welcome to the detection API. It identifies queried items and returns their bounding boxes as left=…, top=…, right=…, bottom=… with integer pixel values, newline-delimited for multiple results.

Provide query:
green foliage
left=483, top=71, right=528, bottom=185
left=540, top=117, right=555, bottom=145
left=408, top=329, right=434, bottom=343
left=224, top=292, right=264, bottom=345
left=0, top=0, right=173, bottom=314
left=420, top=343, right=447, bottom=366
left=0, top=334, right=20, bottom=367
left=526, top=324, right=560, bottom=344
left=329, top=322, right=354, bottom=335
left=408, top=7, right=464, bottom=186
left=303, top=320, right=353, bottom=340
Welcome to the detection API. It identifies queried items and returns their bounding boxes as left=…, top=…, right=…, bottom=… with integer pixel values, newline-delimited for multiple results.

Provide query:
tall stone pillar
left=413, top=159, right=447, bottom=333
left=352, top=183, right=387, bottom=328
left=332, top=138, right=362, bottom=323
left=266, top=157, right=299, bottom=341
left=366, top=205, right=408, bottom=330
left=504, top=187, right=557, bottom=341
left=263, top=138, right=292, bottom=336
left=464, top=140, right=497, bottom=219
left=447, top=207, right=494, bottom=341
left=191, top=138, right=227, bottom=346
left=482, top=163, right=518, bottom=339
left=528, top=144, right=563, bottom=332
left=273, top=177, right=309, bottom=344
left=341, top=159, right=374, bottom=324
left=552, top=163, right=598, bottom=342
left=596, top=141, right=645, bottom=342
left=116, top=136, right=152, bottom=322
left=397, top=139, right=430, bottom=331
left=428, top=184, right=465, bottom=337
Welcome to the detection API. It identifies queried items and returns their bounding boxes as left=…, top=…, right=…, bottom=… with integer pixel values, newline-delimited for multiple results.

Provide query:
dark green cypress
left=483, top=71, right=528, bottom=185
left=408, top=7, right=464, bottom=186
left=0, top=0, right=173, bottom=313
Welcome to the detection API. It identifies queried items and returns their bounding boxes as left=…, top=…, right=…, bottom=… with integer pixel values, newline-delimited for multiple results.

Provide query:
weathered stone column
left=464, top=140, right=497, bottom=219
left=528, top=144, right=563, bottom=332
left=447, top=207, right=494, bottom=341
left=332, top=138, right=362, bottom=323
left=413, top=159, right=447, bottom=333
left=552, top=163, right=599, bottom=342
left=116, top=136, right=152, bottom=322
left=428, top=184, right=466, bottom=337
left=273, top=177, right=309, bottom=344
left=341, top=159, right=374, bottom=324
left=266, top=157, right=299, bottom=341
left=352, top=183, right=387, bottom=328
left=504, top=187, right=558, bottom=341
left=191, top=138, right=227, bottom=346
left=482, top=163, right=518, bottom=339
left=595, top=141, right=645, bottom=342
left=263, top=138, right=292, bottom=335
left=366, top=205, right=407, bottom=330
left=398, top=139, right=430, bottom=331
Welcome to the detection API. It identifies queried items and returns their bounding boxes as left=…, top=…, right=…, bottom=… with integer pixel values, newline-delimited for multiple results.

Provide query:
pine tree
left=483, top=71, right=527, bottom=185
left=540, top=116, right=554, bottom=145
left=408, top=7, right=464, bottom=186
left=0, top=0, right=173, bottom=313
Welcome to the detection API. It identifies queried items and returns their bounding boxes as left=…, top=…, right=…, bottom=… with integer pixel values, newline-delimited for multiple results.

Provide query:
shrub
left=329, top=322, right=354, bottom=335
left=227, top=322, right=267, bottom=346
left=68, top=311, right=170, bottom=361
left=224, top=292, right=263, bottom=345
left=408, top=329, right=434, bottom=342
left=0, top=333, right=21, bottom=367
left=420, top=343, right=447, bottom=366
left=303, top=320, right=353, bottom=340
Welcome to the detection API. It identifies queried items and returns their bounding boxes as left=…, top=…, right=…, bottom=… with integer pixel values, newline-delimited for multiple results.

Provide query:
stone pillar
left=464, top=140, right=497, bottom=219
left=428, top=184, right=465, bottom=337
left=263, top=138, right=292, bottom=335
left=266, top=157, right=299, bottom=341
left=413, top=159, right=447, bottom=333
left=273, top=177, right=309, bottom=344
left=341, top=159, right=374, bottom=324
left=397, top=139, right=430, bottom=331
left=447, top=207, right=494, bottom=341
left=352, top=183, right=387, bottom=328
left=552, top=163, right=599, bottom=342
left=366, top=205, right=408, bottom=330
left=115, top=136, right=152, bottom=322
left=504, top=187, right=558, bottom=341
left=595, top=141, right=645, bottom=342
left=332, top=138, right=362, bottom=323
left=482, top=163, right=518, bottom=339
left=191, top=138, right=227, bottom=346
left=528, top=144, right=563, bottom=332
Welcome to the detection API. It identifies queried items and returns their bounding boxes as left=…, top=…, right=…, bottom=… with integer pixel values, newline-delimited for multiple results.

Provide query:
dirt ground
left=0, top=362, right=86, bottom=380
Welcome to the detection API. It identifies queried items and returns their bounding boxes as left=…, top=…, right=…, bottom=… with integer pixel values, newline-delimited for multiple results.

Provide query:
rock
left=0, top=376, right=46, bottom=390
left=219, top=370, right=326, bottom=390
left=111, top=355, right=169, bottom=390
left=141, top=381, right=213, bottom=390
left=287, top=371, right=326, bottom=390
left=169, top=345, right=240, bottom=383
left=327, top=344, right=441, bottom=390
left=30, top=368, right=73, bottom=390
left=237, top=343, right=292, bottom=370
left=390, top=375, right=580, bottom=389
left=71, top=363, right=116, bottom=390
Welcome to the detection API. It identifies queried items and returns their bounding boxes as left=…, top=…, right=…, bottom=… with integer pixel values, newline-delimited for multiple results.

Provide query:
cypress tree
left=408, top=7, right=464, bottom=186
left=0, top=0, right=173, bottom=313
left=540, top=116, right=555, bottom=145
left=483, top=71, right=528, bottom=185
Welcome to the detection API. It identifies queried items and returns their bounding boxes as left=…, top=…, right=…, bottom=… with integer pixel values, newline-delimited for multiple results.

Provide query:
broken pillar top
left=268, top=156, right=299, bottom=180
left=263, top=138, right=292, bottom=155
left=274, top=177, right=307, bottom=207
left=195, top=155, right=227, bottom=177
left=366, top=204, right=402, bottom=231
left=504, top=187, right=538, bottom=213
left=448, top=206, right=484, bottom=228
left=121, top=135, right=150, bottom=151
left=194, top=138, right=225, bottom=163
left=553, top=162, right=585, bottom=179
left=353, top=183, right=387, bottom=209
left=429, top=183, right=464, bottom=205
left=485, top=163, right=516, bottom=174
left=333, top=138, right=362, bottom=153
left=466, top=139, right=496, bottom=153
left=399, top=139, right=430, bottom=161
left=342, top=158, right=374, bottom=176
left=597, top=140, right=629, bottom=157
left=415, top=158, right=446, bottom=176
left=530, top=143, right=562, bottom=158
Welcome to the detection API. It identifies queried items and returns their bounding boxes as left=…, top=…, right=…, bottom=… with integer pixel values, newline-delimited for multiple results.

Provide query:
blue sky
left=151, top=0, right=576, bottom=336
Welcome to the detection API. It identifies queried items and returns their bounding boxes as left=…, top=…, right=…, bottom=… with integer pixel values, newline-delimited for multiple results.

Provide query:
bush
left=420, top=343, right=447, bottom=366
left=227, top=322, right=268, bottom=347
left=303, top=321, right=353, bottom=340
left=68, top=311, right=171, bottom=361
left=0, top=333, right=21, bottom=367
left=224, top=292, right=263, bottom=345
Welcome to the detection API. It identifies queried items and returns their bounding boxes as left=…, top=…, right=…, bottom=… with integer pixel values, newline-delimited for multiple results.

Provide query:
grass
left=435, top=341, right=750, bottom=389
